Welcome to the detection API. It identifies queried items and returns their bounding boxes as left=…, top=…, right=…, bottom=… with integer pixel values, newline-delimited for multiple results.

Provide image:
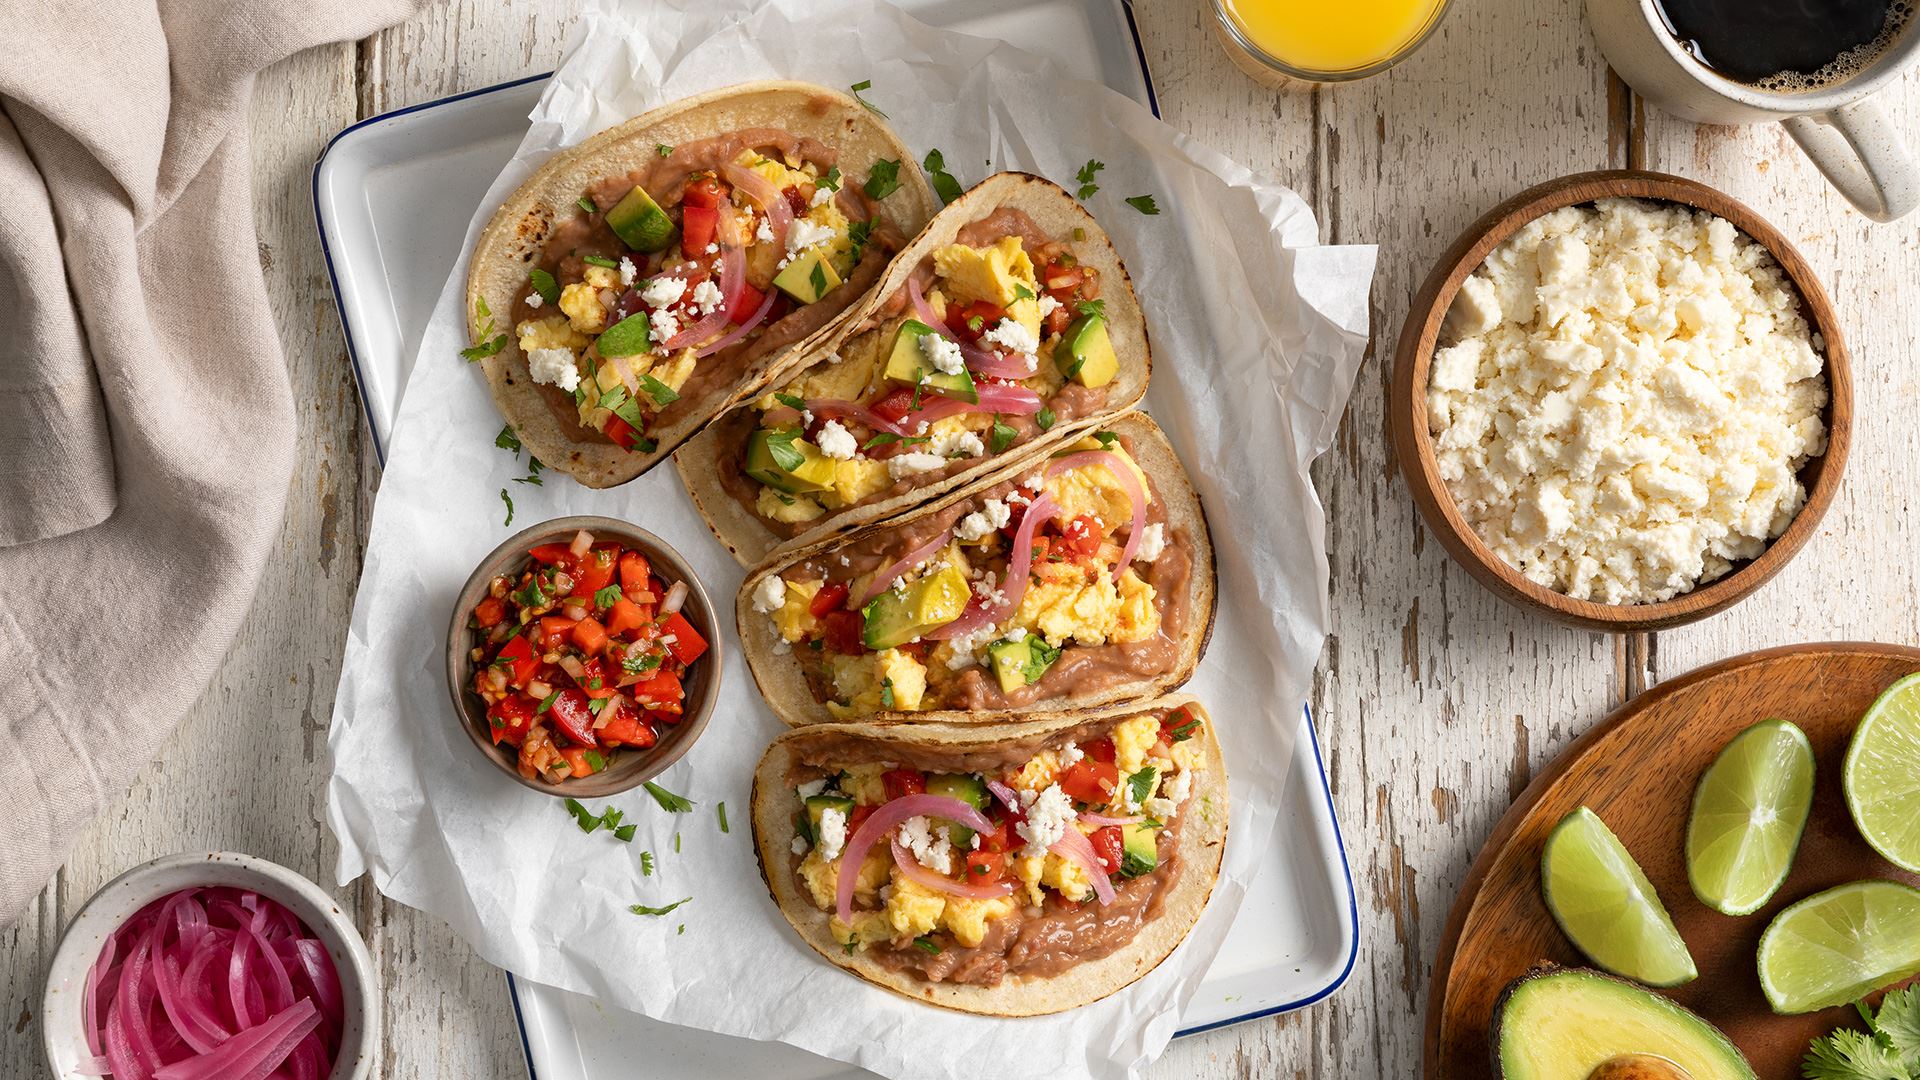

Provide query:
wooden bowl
left=1390, top=170, right=1853, bottom=632
left=1426, top=642, right=1920, bottom=1079
left=444, top=515, right=721, bottom=798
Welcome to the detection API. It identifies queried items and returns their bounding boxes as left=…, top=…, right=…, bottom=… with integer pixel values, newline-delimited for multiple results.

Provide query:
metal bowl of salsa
left=445, top=515, right=722, bottom=798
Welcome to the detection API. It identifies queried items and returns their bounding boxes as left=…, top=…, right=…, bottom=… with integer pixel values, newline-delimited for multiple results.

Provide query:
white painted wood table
left=7, top=0, right=1917, bottom=1076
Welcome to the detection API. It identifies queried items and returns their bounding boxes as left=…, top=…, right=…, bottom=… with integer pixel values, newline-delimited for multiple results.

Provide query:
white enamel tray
left=312, top=2, right=1356, bottom=1075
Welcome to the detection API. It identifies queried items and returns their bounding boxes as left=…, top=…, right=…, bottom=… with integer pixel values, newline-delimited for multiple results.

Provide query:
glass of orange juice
left=1213, top=0, right=1450, bottom=85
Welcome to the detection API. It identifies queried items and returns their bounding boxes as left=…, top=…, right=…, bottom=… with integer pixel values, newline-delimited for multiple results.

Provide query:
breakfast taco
left=467, top=81, right=938, bottom=488
left=679, top=172, right=1149, bottom=565
left=737, top=412, right=1213, bottom=726
left=750, top=696, right=1227, bottom=1014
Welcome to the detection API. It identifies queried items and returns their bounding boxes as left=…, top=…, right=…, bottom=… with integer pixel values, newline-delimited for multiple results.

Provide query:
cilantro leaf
left=656, top=143, right=674, bottom=158
left=639, top=850, right=655, bottom=876
left=809, top=259, right=829, bottom=297
left=499, top=489, right=514, bottom=526
left=461, top=334, right=508, bottom=362
left=583, top=254, right=621, bottom=269
left=1035, top=408, right=1056, bottom=431
left=864, top=158, right=902, bottom=201
left=1092, top=430, right=1119, bottom=449
left=597, top=312, right=652, bottom=358
left=614, top=823, right=637, bottom=843
left=764, top=428, right=809, bottom=472
left=577, top=196, right=597, bottom=215
left=1126, top=766, right=1158, bottom=807
left=911, top=936, right=941, bottom=955
left=529, top=268, right=560, bottom=305
left=637, top=373, right=680, bottom=406
left=1075, top=298, right=1108, bottom=318
left=847, top=219, right=874, bottom=264
left=1124, top=194, right=1160, bottom=215
left=1010, top=283, right=1035, bottom=302
left=643, top=781, right=694, bottom=813
left=775, top=392, right=807, bottom=410
left=593, top=584, right=624, bottom=609
left=717, top=801, right=730, bottom=834
left=1803, top=1028, right=1907, bottom=1080
left=629, top=897, right=692, bottom=917
left=1169, top=717, right=1201, bottom=742
left=880, top=677, right=896, bottom=710
left=989, top=415, right=1017, bottom=455
left=1119, top=848, right=1156, bottom=879
left=495, top=424, right=522, bottom=454
left=849, top=79, right=887, bottom=118
left=1872, top=987, right=1920, bottom=1069
left=1075, top=159, right=1105, bottom=199
left=862, top=432, right=928, bottom=451
left=819, top=165, right=842, bottom=193
left=622, top=651, right=662, bottom=675
left=922, top=148, right=964, bottom=204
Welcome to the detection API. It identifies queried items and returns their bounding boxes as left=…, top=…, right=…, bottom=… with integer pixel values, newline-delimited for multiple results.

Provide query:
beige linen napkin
left=0, top=0, right=425, bottom=922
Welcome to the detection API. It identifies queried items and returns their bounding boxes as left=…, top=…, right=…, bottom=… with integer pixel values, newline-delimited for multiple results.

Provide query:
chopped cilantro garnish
left=629, top=897, right=691, bottom=917
left=462, top=334, right=508, bottom=362
left=639, top=850, right=654, bottom=875
left=529, top=268, right=560, bottom=305
left=597, top=312, right=652, bottom=358
left=536, top=690, right=560, bottom=715
left=1010, top=283, right=1035, bottom=302
left=847, top=219, right=874, bottom=264
left=849, top=79, right=887, bottom=118
left=495, top=424, right=522, bottom=454
left=819, top=165, right=842, bottom=193
left=989, top=416, right=1017, bottom=455
left=1092, top=430, right=1119, bottom=449
left=1074, top=159, right=1105, bottom=199
left=922, top=148, right=963, bottom=204
left=677, top=924, right=685, bottom=936
left=655, top=143, right=674, bottom=157
left=622, top=651, right=662, bottom=674
left=584, top=750, right=607, bottom=772
left=1126, top=766, right=1158, bottom=807
left=637, top=373, right=680, bottom=406
left=843, top=939, right=858, bottom=955
left=717, top=801, right=730, bottom=834
left=612, top=824, right=635, bottom=843
left=643, top=781, right=694, bottom=813
left=1124, top=194, right=1160, bottom=215
left=1802, top=987, right=1920, bottom=1079
left=911, top=936, right=942, bottom=955
left=809, top=260, right=829, bottom=297
left=577, top=196, right=597, bottom=215
left=1035, top=408, right=1056, bottom=431
left=674, top=831, right=682, bottom=853
left=583, top=254, right=621, bottom=269
left=1075, top=298, right=1108, bottom=318
left=1169, top=717, right=1201, bottom=742
left=512, top=457, right=544, bottom=486
left=1119, top=848, right=1156, bottom=879
left=763, top=428, right=808, bottom=472
left=499, top=489, right=514, bottom=526
left=864, top=158, right=902, bottom=201
left=593, top=584, right=624, bottom=609
left=775, top=392, right=807, bottom=409
left=880, top=677, right=896, bottom=710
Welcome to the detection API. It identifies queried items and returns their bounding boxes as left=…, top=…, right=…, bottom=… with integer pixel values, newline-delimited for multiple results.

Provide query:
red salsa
left=468, top=528, right=708, bottom=784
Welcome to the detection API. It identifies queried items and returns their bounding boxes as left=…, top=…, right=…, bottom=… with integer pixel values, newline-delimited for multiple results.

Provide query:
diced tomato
left=546, top=689, right=599, bottom=747
left=577, top=657, right=612, bottom=699
left=659, top=611, right=709, bottom=665
left=681, top=204, right=719, bottom=254
left=473, top=597, right=506, bottom=629
left=494, top=635, right=537, bottom=686
left=949, top=300, right=1007, bottom=344
left=604, top=414, right=642, bottom=452
left=598, top=700, right=657, bottom=748
left=763, top=293, right=793, bottom=324
left=810, top=581, right=850, bottom=618
left=869, top=386, right=917, bottom=424
left=559, top=747, right=601, bottom=778
left=725, top=281, right=766, bottom=325
left=1090, top=826, right=1124, bottom=874
left=538, top=615, right=577, bottom=651
left=1056, top=515, right=1104, bottom=560
left=570, top=545, right=619, bottom=599
left=821, top=609, right=867, bottom=654
left=571, top=617, right=609, bottom=656
left=486, top=695, right=537, bottom=747
left=1059, top=760, right=1119, bottom=804
left=605, top=597, right=649, bottom=638
left=1159, top=706, right=1198, bottom=746
left=629, top=669, right=685, bottom=711
left=847, top=804, right=876, bottom=837
left=1042, top=262, right=1087, bottom=293
left=783, top=185, right=809, bottom=216
left=882, top=769, right=927, bottom=801
left=895, top=640, right=929, bottom=662
left=999, top=499, right=1028, bottom=539
left=528, top=543, right=576, bottom=567
left=619, top=551, right=653, bottom=594
left=682, top=175, right=729, bottom=210
left=975, top=816, right=1018, bottom=853
left=1083, top=737, right=1117, bottom=764
left=963, top=850, right=1008, bottom=884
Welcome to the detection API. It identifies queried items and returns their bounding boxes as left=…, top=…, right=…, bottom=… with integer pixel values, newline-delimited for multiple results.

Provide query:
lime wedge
left=1542, top=806, right=1697, bottom=987
left=1756, top=879, right=1920, bottom=1014
left=1685, top=718, right=1815, bottom=916
left=1844, top=672, right=1920, bottom=872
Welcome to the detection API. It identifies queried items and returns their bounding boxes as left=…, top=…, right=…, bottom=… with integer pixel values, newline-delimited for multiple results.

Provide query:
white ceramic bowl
left=40, top=851, right=378, bottom=1079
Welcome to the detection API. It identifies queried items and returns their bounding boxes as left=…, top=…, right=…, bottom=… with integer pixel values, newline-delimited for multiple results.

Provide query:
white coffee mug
left=1587, top=0, right=1920, bottom=221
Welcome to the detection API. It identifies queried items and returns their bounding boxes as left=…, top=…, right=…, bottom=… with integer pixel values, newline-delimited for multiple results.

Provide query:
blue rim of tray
left=310, top=3, right=1357, bottom=1065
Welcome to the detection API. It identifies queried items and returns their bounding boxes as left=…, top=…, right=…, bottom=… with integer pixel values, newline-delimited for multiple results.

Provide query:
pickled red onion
left=1050, top=826, right=1118, bottom=905
left=906, top=273, right=944, bottom=329
left=984, top=779, right=1022, bottom=814
left=963, top=349, right=1038, bottom=380
left=664, top=247, right=741, bottom=351
left=721, top=163, right=792, bottom=248
left=853, top=528, right=953, bottom=607
left=890, top=837, right=1015, bottom=899
left=1047, top=451, right=1146, bottom=582
left=806, top=398, right=907, bottom=438
left=835, top=795, right=995, bottom=924
left=1078, top=813, right=1143, bottom=826
left=999, top=492, right=1060, bottom=618
left=695, top=286, right=776, bottom=358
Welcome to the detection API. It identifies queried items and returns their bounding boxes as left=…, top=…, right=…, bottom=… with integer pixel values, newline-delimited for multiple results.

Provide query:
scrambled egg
left=1114, top=569, right=1159, bottom=643
left=652, top=350, right=697, bottom=392
left=771, top=578, right=822, bottom=643
left=516, top=315, right=589, bottom=354
left=1170, top=737, right=1205, bottom=775
left=1013, top=854, right=1047, bottom=907
left=583, top=264, right=622, bottom=291
left=1041, top=848, right=1092, bottom=902
left=1008, top=750, right=1062, bottom=793
left=883, top=875, right=947, bottom=938
left=831, top=911, right=892, bottom=948
left=867, top=872, right=1020, bottom=949
left=1046, top=446, right=1153, bottom=531
left=934, top=237, right=1038, bottom=309
left=827, top=458, right=892, bottom=507
left=757, top=489, right=827, bottom=524
left=799, top=846, right=888, bottom=909
left=826, top=648, right=928, bottom=718
left=840, top=764, right=888, bottom=806
left=1112, top=713, right=1162, bottom=777
left=941, top=893, right=1020, bottom=949
left=558, top=282, right=608, bottom=334
left=1016, top=569, right=1122, bottom=647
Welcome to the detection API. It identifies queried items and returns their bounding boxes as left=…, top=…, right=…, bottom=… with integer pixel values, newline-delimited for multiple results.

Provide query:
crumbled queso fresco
left=1427, top=198, right=1829, bottom=605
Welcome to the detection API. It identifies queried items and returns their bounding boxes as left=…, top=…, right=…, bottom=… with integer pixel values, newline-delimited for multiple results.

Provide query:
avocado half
left=1491, top=966, right=1758, bottom=1080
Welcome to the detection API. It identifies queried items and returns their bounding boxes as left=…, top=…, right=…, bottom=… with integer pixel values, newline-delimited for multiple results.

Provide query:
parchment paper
left=326, top=3, right=1375, bottom=1077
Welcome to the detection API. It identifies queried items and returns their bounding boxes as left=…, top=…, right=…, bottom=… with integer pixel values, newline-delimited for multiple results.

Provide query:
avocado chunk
left=773, top=247, right=843, bottom=304
left=606, top=185, right=676, bottom=252
left=1057, top=313, right=1120, bottom=388
left=925, top=773, right=989, bottom=846
left=745, top=427, right=836, bottom=494
left=861, top=563, right=970, bottom=650
left=1119, top=821, right=1160, bottom=877
left=986, top=635, right=1062, bottom=693
left=883, top=320, right=978, bottom=401
left=1492, top=967, right=1757, bottom=1080
left=804, top=794, right=855, bottom=838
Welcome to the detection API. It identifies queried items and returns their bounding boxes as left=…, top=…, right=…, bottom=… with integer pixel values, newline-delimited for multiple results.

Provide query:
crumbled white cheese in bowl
left=1424, top=196, right=1832, bottom=608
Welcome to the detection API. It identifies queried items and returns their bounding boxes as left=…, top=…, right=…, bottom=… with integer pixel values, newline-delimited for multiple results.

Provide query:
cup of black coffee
left=1588, top=0, right=1920, bottom=221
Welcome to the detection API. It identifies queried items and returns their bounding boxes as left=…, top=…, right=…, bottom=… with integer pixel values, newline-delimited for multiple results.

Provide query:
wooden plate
left=1427, top=643, right=1920, bottom=1078
left=1390, top=171, right=1853, bottom=632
